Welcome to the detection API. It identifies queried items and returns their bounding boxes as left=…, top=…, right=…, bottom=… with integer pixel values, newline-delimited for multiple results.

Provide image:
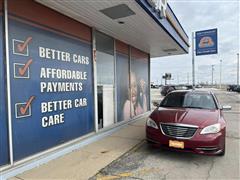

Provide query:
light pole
left=220, top=60, right=222, bottom=89
left=211, top=65, right=214, bottom=88
left=192, top=32, right=195, bottom=88
left=237, top=53, right=239, bottom=85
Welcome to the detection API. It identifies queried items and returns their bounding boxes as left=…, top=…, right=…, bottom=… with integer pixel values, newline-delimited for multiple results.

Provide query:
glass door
left=96, top=31, right=115, bottom=129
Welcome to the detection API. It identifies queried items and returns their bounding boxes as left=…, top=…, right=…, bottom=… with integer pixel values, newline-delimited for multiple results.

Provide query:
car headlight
left=146, top=118, right=158, bottom=129
left=200, top=123, right=221, bottom=134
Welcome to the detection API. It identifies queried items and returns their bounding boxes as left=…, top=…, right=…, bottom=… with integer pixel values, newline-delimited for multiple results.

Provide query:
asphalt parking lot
left=91, top=89, right=240, bottom=180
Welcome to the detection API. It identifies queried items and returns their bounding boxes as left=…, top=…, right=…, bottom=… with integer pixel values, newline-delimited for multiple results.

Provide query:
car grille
left=160, top=123, right=198, bottom=139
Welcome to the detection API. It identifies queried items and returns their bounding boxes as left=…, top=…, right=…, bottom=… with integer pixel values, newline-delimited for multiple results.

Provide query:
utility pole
left=192, top=32, right=195, bottom=88
left=187, top=72, right=189, bottom=85
left=220, top=59, right=222, bottom=89
left=237, top=53, right=239, bottom=85
left=211, top=65, right=214, bottom=88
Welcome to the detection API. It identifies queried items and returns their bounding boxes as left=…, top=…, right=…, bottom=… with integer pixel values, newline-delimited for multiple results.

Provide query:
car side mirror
left=152, top=101, right=160, bottom=107
left=221, top=105, right=232, bottom=111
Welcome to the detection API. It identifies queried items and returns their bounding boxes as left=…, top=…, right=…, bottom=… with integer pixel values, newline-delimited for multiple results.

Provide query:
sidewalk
left=10, top=116, right=147, bottom=180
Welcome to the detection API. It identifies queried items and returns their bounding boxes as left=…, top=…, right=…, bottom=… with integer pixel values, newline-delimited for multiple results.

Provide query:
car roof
left=168, top=89, right=213, bottom=95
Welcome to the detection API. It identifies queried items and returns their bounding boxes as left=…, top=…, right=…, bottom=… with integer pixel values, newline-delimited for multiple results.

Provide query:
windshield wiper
left=160, top=105, right=179, bottom=108
left=183, top=106, right=205, bottom=109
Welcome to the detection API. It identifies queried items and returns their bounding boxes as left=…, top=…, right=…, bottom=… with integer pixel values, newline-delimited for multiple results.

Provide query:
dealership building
left=0, top=0, right=189, bottom=175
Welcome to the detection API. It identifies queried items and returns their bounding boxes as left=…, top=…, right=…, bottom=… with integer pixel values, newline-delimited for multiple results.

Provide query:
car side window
left=212, top=94, right=220, bottom=109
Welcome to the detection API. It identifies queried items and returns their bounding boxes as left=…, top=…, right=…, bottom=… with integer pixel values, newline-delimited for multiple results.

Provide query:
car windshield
left=160, top=92, right=217, bottom=110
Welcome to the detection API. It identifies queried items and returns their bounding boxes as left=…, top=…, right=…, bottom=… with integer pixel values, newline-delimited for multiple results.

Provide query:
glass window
left=96, top=51, right=114, bottom=84
left=130, top=48, right=149, bottom=117
left=96, top=31, right=114, bottom=85
left=116, top=53, right=130, bottom=121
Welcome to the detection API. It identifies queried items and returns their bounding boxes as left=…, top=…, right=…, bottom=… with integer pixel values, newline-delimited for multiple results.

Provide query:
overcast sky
left=151, top=0, right=240, bottom=85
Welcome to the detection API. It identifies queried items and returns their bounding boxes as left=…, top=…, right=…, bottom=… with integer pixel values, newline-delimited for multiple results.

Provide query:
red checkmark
left=17, top=37, right=32, bottom=53
left=18, top=58, right=33, bottom=76
left=20, top=96, right=35, bottom=115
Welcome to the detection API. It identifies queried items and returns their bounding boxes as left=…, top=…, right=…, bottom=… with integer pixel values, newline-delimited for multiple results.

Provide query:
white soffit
left=36, top=0, right=186, bottom=58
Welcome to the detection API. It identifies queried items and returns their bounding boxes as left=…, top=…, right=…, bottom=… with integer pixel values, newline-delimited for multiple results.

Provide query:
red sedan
left=146, top=90, right=231, bottom=156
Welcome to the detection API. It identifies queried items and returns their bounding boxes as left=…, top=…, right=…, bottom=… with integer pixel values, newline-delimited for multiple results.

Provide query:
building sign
left=146, top=0, right=167, bottom=18
left=163, top=73, right=171, bottom=80
left=195, top=28, right=218, bottom=56
left=9, top=20, right=94, bottom=160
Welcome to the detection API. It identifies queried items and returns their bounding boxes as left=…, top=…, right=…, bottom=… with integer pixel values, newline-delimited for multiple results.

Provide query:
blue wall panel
left=8, top=19, right=94, bottom=161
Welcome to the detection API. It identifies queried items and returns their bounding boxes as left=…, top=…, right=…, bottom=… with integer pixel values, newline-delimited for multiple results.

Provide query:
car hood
left=150, top=107, right=220, bottom=128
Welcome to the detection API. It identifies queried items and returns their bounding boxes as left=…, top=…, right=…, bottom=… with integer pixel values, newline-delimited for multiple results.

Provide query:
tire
left=218, top=148, right=225, bottom=156
left=218, top=139, right=225, bottom=156
left=147, top=139, right=155, bottom=144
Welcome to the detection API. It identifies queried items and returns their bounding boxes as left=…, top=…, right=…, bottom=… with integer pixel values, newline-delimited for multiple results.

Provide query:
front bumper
left=146, top=126, right=225, bottom=155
